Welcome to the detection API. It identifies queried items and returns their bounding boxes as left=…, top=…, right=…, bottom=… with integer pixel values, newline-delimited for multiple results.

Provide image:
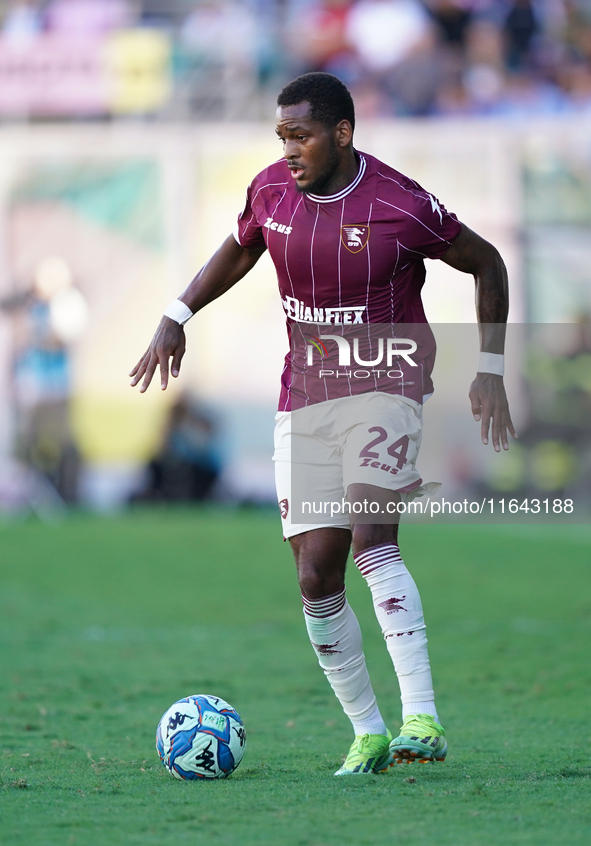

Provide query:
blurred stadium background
left=0, top=0, right=590, bottom=518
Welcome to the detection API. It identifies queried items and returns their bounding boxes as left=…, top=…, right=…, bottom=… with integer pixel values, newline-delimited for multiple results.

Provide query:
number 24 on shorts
left=358, top=427, right=409, bottom=475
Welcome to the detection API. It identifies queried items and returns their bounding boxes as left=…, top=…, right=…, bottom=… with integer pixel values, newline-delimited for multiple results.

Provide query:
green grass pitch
left=0, top=508, right=590, bottom=845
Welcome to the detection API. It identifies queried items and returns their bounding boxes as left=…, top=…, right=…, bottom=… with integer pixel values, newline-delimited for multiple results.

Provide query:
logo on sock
left=312, top=641, right=342, bottom=655
left=378, top=596, right=407, bottom=614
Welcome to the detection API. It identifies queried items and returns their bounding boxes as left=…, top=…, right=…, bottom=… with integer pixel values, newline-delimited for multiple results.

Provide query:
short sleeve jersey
left=234, top=151, right=462, bottom=410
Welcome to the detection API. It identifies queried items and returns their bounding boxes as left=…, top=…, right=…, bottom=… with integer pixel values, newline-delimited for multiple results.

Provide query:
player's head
left=277, top=73, right=355, bottom=134
left=276, top=73, right=356, bottom=195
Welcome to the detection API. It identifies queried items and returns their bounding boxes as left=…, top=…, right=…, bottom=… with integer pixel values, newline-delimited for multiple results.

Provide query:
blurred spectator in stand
left=504, top=0, right=539, bottom=71
left=427, top=0, right=474, bottom=115
left=5, top=0, right=591, bottom=122
left=345, top=0, right=440, bottom=115
left=44, top=0, right=135, bottom=33
left=178, top=0, right=258, bottom=118
left=0, top=256, right=88, bottom=504
left=287, top=0, right=355, bottom=79
left=131, top=394, right=223, bottom=503
left=460, top=16, right=506, bottom=113
left=559, top=60, right=591, bottom=112
left=561, top=2, right=591, bottom=111
left=428, top=0, right=472, bottom=49
left=496, top=70, right=566, bottom=116
left=1, top=0, right=42, bottom=41
left=563, top=0, right=591, bottom=64
left=139, top=0, right=184, bottom=27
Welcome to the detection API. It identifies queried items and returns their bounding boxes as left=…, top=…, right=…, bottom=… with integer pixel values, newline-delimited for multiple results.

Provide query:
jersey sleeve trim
left=235, top=175, right=289, bottom=250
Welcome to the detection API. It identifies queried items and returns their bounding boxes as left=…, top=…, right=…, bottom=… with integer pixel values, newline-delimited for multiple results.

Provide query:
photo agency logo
left=303, top=333, right=418, bottom=379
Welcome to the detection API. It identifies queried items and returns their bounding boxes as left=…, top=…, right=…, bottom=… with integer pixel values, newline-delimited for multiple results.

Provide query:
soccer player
left=130, top=73, right=516, bottom=776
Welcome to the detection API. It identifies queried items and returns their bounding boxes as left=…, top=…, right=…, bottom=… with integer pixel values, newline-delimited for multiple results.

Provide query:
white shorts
left=273, top=392, right=433, bottom=539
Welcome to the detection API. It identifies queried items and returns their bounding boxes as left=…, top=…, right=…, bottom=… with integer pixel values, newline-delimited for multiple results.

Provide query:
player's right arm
left=129, top=234, right=266, bottom=393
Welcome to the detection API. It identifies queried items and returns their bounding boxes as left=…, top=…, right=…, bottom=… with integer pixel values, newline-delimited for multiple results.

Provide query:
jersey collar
left=307, top=154, right=366, bottom=204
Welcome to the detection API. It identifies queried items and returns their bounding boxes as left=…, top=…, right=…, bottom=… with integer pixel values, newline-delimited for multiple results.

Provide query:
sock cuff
left=302, top=587, right=346, bottom=618
left=402, top=701, right=438, bottom=722
left=354, top=543, right=402, bottom=577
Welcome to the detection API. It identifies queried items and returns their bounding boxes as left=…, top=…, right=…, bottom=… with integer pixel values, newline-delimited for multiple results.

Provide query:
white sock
left=402, top=701, right=439, bottom=722
left=302, top=588, right=388, bottom=737
left=354, top=543, right=438, bottom=722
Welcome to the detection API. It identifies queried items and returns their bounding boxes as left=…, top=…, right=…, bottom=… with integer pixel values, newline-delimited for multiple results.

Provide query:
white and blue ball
left=156, top=694, right=246, bottom=780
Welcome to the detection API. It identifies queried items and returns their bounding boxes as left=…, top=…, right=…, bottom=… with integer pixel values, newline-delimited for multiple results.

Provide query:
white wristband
left=478, top=351, right=504, bottom=376
left=163, top=299, right=193, bottom=326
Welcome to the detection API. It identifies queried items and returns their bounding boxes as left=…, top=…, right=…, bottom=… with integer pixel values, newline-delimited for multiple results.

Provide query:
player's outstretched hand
left=469, top=373, right=517, bottom=451
left=129, top=317, right=186, bottom=393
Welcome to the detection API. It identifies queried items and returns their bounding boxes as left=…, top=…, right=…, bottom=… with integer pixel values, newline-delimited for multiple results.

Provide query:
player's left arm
left=441, top=223, right=517, bottom=451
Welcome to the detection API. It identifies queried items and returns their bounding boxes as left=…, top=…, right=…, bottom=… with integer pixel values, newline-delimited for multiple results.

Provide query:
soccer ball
left=156, top=694, right=246, bottom=780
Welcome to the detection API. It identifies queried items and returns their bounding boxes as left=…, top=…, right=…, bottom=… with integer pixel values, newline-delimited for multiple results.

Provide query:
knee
left=351, top=523, right=398, bottom=555
left=297, top=562, right=344, bottom=600
left=290, top=528, right=350, bottom=599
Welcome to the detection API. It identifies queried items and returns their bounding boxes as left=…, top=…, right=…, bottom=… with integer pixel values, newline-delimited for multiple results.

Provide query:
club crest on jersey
left=341, top=225, right=370, bottom=253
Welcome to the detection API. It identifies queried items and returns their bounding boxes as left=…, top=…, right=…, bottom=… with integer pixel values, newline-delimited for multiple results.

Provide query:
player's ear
left=335, top=120, right=353, bottom=148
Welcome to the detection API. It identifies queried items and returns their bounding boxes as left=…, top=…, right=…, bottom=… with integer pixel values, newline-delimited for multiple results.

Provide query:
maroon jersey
left=234, top=151, right=461, bottom=410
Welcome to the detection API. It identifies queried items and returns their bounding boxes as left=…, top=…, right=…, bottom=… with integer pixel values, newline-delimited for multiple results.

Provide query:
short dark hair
left=277, top=72, right=355, bottom=132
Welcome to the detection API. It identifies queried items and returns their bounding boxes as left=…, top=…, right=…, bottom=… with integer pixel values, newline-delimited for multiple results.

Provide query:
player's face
left=275, top=102, right=342, bottom=195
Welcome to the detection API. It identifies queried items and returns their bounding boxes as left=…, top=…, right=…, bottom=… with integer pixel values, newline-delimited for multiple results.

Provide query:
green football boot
left=389, top=714, right=447, bottom=764
left=334, top=730, right=393, bottom=775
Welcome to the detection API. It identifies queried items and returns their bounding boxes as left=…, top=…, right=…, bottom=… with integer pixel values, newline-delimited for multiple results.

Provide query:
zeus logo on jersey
left=283, top=296, right=366, bottom=324
left=264, top=217, right=292, bottom=235
left=307, top=336, right=418, bottom=367
left=428, top=194, right=443, bottom=224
